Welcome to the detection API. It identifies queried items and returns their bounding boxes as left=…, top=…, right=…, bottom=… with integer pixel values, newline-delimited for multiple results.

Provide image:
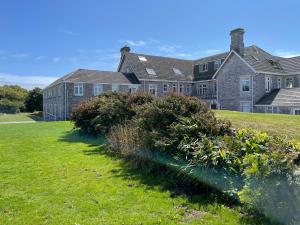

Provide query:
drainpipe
left=64, top=82, right=67, bottom=121
left=252, top=75, right=254, bottom=112
left=216, top=79, right=219, bottom=109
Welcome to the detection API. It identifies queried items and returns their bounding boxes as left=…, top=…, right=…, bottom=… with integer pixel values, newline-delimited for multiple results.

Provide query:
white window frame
left=163, top=84, right=168, bottom=93
left=199, top=63, right=208, bottom=73
left=214, top=60, right=222, bottom=70
left=240, top=77, right=251, bottom=92
left=179, top=84, right=184, bottom=93
left=94, top=84, right=103, bottom=96
left=112, top=84, right=119, bottom=92
left=129, top=84, right=139, bottom=94
left=173, top=68, right=182, bottom=75
left=186, top=84, right=191, bottom=94
left=197, top=84, right=207, bottom=95
left=148, top=84, right=157, bottom=96
left=286, top=78, right=293, bottom=88
left=293, top=108, right=300, bottom=115
left=240, top=101, right=252, bottom=112
left=265, top=76, right=271, bottom=93
left=172, top=84, right=177, bottom=93
left=74, top=83, right=83, bottom=96
left=277, top=78, right=281, bottom=89
left=138, top=56, right=147, bottom=62
left=146, top=68, right=156, bottom=76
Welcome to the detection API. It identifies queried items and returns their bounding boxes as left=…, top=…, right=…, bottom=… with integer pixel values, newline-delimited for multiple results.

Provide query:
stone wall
left=216, top=53, right=255, bottom=111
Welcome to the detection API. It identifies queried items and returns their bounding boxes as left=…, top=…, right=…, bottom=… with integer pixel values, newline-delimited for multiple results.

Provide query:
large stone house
left=43, top=28, right=300, bottom=120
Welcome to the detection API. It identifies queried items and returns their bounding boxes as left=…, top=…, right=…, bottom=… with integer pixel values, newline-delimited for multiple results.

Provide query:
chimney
left=120, top=46, right=131, bottom=56
left=230, top=28, right=245, bottom=57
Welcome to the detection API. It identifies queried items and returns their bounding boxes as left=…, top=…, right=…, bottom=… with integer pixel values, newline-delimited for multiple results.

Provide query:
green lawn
left=0, top=121, right=273, bottom=225
left=215, top=110, right=300, bottom=142
left=0, top=113, right=42, bottom=122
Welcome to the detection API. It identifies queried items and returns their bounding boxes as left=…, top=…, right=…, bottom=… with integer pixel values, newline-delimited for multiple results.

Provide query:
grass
left=215, top=110, right=300, bottom=142
left=0, top=112, right=42, bottom=122
left=0, top=120, right=274, bottom=225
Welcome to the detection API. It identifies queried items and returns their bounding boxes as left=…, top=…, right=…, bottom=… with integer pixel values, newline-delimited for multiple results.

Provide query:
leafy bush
left=70, top=92, right=154, bottom=134
left=0, top=98, right=24, bottom=113
left=72, top=92, right=300, bottom=224
left=0, top=85, right=28, bottom=113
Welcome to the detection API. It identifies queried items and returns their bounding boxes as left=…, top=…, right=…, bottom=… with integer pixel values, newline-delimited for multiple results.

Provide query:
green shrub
left=0, top=85, right=28, bottom=113
left=73, top=92, right=300, bottom=224
left=0, top=99, right=24, bottom=113
left=71, top=92, right=154, bottom=134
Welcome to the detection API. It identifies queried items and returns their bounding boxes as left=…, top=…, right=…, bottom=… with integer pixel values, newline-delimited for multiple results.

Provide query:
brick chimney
left=120, top=46, right=131, bottom=56
left=230, top=28, right=245, bottom=57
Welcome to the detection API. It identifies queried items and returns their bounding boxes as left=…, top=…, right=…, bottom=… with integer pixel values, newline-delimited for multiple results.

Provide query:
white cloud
left=35, top=56, right=46, bottom=60
left=11, top=53, right=30, bottom=58
left=119, top=38, right=159, bottom=47
left=203, top=49, right=222, bottom=55
left=53, top=57, right=61, bottom=63
left=0, top=73, right=58, bottom=89
left=275, top=50, right=300, bottom=58
left=60, top=29, right=78, bottom=36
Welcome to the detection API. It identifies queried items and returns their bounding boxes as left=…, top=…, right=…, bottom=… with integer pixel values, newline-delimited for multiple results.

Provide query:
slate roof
left=121, top=52, right=195, bottom=81
left=255, top=88, right=300, bottom=106
left=121, top=45, right=300, bottom=82
left=45, top=69, right=139, bottom=89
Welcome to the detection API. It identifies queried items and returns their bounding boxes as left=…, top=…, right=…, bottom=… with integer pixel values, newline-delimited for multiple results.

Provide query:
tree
left=25, top=88, right=43, bottom=112
left=0, top=85, right=28, bottom=113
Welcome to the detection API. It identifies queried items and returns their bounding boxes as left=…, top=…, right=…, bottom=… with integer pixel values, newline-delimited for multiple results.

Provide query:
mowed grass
left=0, top=113, right=42, bottom=122
left=0, top=121, right=274, bottom=225
left=215, top=110, right=300, bottom=142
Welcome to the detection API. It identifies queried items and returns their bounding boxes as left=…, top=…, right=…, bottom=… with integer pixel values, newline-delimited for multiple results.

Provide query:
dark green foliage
left=0, top=85, right=28, bottom=113
left=70, top=92, right=154, bottom=134
left=71, top=92, right=300, bottom=224
left=25, top=87, right=43, bottom=112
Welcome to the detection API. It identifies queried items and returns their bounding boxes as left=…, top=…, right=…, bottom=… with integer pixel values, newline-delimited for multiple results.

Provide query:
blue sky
left=1, top=0, right=300, bottom=88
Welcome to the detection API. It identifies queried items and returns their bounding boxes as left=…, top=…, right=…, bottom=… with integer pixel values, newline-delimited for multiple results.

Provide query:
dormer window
left=146, top=68, right=156, bottom=76
left=138, top=56, right=147, bottom=62
left=199, top=63, right=208, bottom=72
left=173, top=68, right=182, bottom=75
left=214, top=60, right=222, bottom=70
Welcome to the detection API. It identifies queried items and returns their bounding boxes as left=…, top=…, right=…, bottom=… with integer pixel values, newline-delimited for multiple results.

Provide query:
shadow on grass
left=59, top=129, right=278, bottom=225
left=27, top=112, right=43, bottom=121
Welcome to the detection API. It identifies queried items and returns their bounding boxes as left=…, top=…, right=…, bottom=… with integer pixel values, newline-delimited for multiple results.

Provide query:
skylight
left=146, top=68, right=156, bottom=76
left=138, top=56, right=147, bottom=62
left=173, top=68, right=182, bottom=75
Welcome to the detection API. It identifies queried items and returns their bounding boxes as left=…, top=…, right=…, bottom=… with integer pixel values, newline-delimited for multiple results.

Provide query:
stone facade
left=43, top=82, right=138, bottom=120
left=216, top=53, right=255, bottom=111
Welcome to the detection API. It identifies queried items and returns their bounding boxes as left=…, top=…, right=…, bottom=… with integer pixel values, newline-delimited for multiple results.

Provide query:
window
left=74, top=83, right=83, bottom=96
left=94, top=84, right=103, bottom=96
left=197, top=84, right=207, bottom=95
left=149, top=84, right=157, bottom=96
left=179, top=84, right=183, bottom=93
left=112, top=84, right=119, bottom=92
left=214, top=60, right=222, bottom=70
left=138, top=56, right=147, bottom=62
left=186, top=84, right=192, bottom=94
left=146, top=68, right=156, bottom=76
left=163, top=84, right=168, bottom=92
left=172, top=84, right=177, bottom=92
left=286, top=78, right=293, bottom=88
left=240, top=102, right=251, bottom=112
left=173, top=68, right=182, bottom=75
left=277, top=78, right=281, bottom=89
left=294, top=109, right=300, bottom=115
left=241, top=77, right=250, bottom=92
left=265, top=76, right=271, bottom=93
left=199, top=63, right=208, bottom=72
left=129, top=85, right=138, bottom=94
